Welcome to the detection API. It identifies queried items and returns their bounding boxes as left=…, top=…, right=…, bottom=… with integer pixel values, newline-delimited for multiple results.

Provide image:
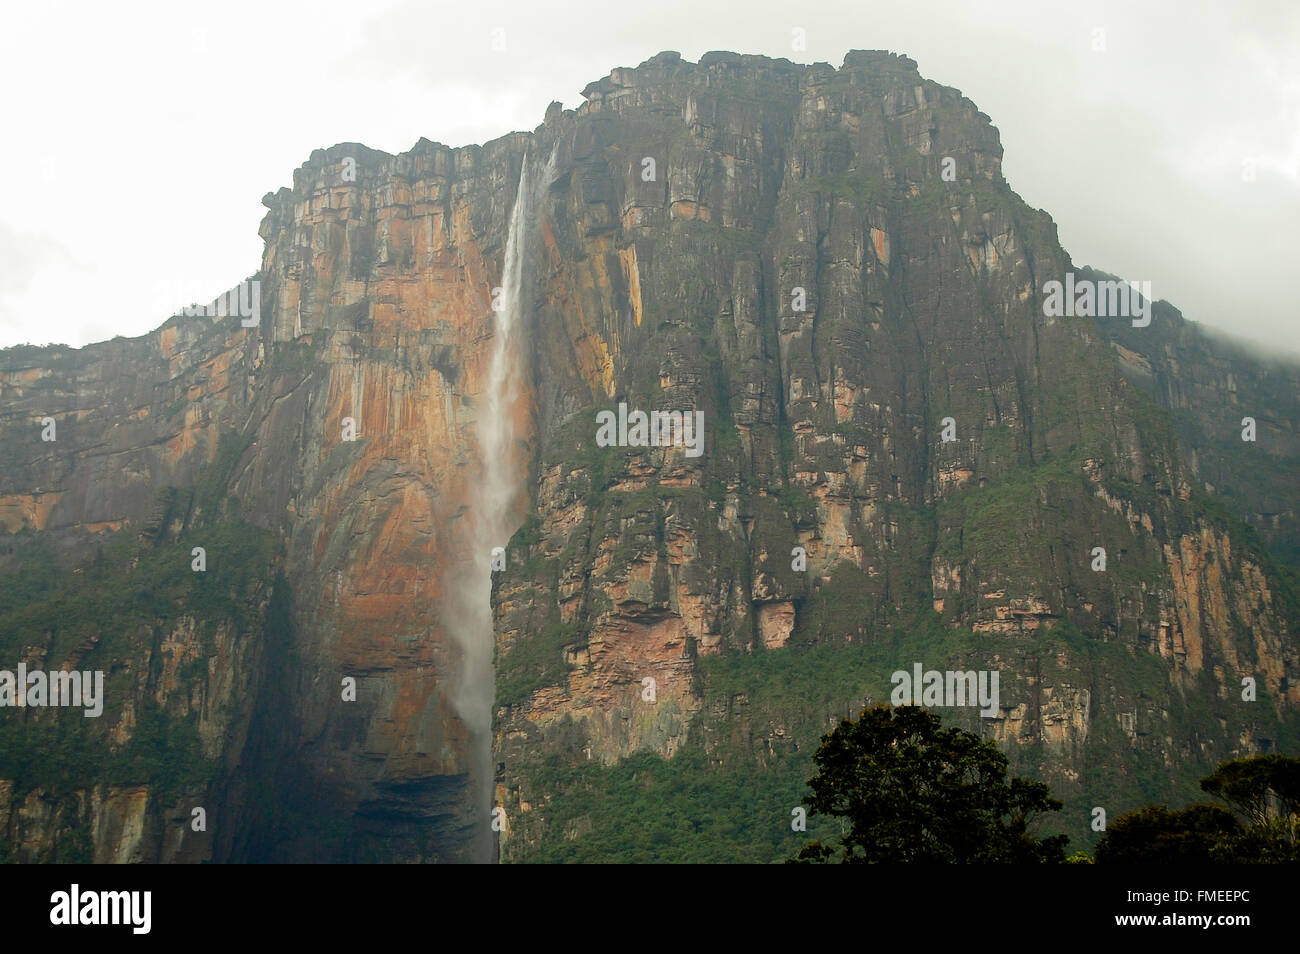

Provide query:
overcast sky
left=1, top=0, right=1295, bottom=352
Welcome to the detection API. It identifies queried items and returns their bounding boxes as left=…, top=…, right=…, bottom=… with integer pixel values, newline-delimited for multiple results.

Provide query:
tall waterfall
left=450, top=149, right=551, bottom=862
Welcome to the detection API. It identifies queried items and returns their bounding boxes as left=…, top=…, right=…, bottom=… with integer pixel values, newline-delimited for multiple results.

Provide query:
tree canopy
left=1096, top=754, right=1300, bottom=863
left=1199, top=754, right=1300, bottom=826
left=791, top=704, right=1068, bottom=863
left=1093, top=803, right=1241, bottom=863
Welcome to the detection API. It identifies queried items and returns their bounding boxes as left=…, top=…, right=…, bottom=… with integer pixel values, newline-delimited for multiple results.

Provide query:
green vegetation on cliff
left=0, top=518, right=278, bottom=802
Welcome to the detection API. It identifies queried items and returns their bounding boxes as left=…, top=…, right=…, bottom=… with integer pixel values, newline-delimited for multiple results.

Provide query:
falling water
left=449, top=149, right=552, bottom=862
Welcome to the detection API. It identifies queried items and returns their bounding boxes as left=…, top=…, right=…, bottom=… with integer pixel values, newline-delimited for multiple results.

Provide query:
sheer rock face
left=0, top=50, right=1296, bottom=862
left=0, top=133, right=542, bottom=861
left=492, top=50, right=1298, bottom=857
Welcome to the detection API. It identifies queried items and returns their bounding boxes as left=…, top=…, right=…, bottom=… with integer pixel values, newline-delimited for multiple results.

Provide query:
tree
left=1200, top=754, right=1300, bottom=862
left=1200, top=754, right=1300, bottom=826
left=790, top=704, right=1068, bottom=863
left=1093, top=755, right=1300, bottom=864
left=1094, top=804, right=1240, bottom=864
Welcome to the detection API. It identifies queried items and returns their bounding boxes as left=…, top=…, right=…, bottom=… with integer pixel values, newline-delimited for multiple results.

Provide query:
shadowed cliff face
left=0, top=49, right=1296, bottom=863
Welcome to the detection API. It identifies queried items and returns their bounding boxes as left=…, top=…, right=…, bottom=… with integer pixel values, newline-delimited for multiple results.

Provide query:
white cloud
left=0, top=0, right=1295, bottom=350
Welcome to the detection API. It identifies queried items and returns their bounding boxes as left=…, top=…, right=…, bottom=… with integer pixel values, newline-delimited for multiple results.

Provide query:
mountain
left=0, top=50, right=1295, bottom=863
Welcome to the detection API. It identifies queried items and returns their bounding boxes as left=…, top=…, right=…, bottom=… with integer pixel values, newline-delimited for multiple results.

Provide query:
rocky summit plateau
left=0, top=49, right=1295, bottom=863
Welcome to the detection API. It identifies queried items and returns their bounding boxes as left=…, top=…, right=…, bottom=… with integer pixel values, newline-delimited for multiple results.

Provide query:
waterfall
left=449, top=148, right=552, bottom=862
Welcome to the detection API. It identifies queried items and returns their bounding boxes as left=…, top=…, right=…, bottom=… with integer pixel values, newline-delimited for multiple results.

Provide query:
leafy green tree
left=1200, top=754, right=1300, bottom=826
left=790, top=704, right=1068, bottom=863
left=1201, top=754, right=1300, bottom=862
left=1095, top=756, right=1300, bottom=863
left=1211, top=818, right=1300, bottom=863
left=1094, top=804, right=1240, bottom=863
